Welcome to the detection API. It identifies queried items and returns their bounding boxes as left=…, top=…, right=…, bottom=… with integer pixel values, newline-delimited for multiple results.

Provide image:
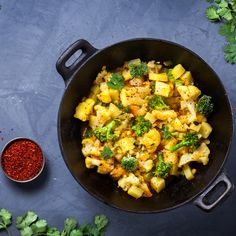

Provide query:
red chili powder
left=1, top=139, right=44, bottom=181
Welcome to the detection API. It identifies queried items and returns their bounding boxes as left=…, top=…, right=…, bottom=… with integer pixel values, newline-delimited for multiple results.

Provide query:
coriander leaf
left=78, top=223, right=93, bottom=235
left=0, top=209, right=12, bottom=226
left=31, top=219, right=47, bottom=233
left=0, top=223, right=6, bottom=229
left=161, top=126, right=173, bottom=140
left=16, top=211, right=38, bottom=229
left=224, top=43, right=236, bottom=63
left=101, top=146, right=113, bottom=160
left=20, top=226, right=33, bottom=236
left=94, top=215, right=108, bottom=232
left=107, top=73, right=125, bottom=90
left=219, top=23, right=236, bottom=43
left=206, top=6, right=220, bottom=21
left=62, top=218, right=78, bottom=236
left=129, top=62, right=148, bottom=78
left=217, top=7, right=233, bottom=21
left=47, top=227, right=61, bottom=236
left=70, top=229, right=83, bottom=236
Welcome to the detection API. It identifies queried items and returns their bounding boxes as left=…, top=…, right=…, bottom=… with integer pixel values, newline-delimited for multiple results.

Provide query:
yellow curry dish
left=74, top=58, right=214, bottom=199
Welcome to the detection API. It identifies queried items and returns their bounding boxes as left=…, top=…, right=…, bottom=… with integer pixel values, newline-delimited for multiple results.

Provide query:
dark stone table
left=0, top=0, right=235, bottom=235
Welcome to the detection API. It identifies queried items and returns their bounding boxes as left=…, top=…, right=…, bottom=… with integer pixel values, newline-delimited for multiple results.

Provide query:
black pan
left=56, top=38, right=233, bottom=213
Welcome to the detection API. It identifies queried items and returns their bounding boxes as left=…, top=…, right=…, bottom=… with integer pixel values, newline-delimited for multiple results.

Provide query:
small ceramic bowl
left=0, top=137, right=45, bottom=183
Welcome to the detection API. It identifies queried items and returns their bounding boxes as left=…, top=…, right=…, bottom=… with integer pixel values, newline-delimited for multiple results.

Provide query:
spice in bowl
left=1, top=138, right=45, bottom=182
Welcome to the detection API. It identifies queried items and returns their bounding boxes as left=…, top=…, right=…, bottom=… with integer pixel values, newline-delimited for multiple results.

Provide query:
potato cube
left=122, top=70, right=132, bottom=81
left=142, top=160, right=154, bottom=172
left=180, top=71, right=193, bottom=85
left=128, top=185, right=144, bottom=199
left=150, top=177, right=165, bottom=193
left=153, top=110, right=177, bottom=121
left=149, top=72, right=168, bottom=82
left=116, top=137, right=135, bottom=154
left=109, top=103, right=122, bottom=118
left=172, top=64, right=186, bottom=79
left=177, top=85, right=201, bottom=101
left=155, top=81, right=171, bottom=97
left=109, top=89, right=120, bottom=101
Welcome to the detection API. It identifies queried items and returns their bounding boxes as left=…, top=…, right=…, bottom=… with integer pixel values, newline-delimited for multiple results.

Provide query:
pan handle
left=194, top=172, right=233, bottom=211
left=56, top=39, right=97, bottom=85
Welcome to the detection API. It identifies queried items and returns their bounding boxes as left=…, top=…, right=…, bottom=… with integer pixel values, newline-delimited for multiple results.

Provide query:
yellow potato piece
left=172, top=64, right=186, bottom=79
left=150, top=177, right=165, bottom=193
left=128, top=185, right=144, bottom=199
left=155, top=81, right=171, bottom=97
left=74, top=98, right=95, bottom=121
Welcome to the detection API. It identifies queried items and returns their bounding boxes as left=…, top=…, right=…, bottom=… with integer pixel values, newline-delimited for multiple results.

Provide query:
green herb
left=121, top=156, right=138, bottom=171
left=0, top=208, right=12, bottom=236
left=154, top=153, right=172, bottom=179
left=84, top=128, right=93, bottom=138
left=101, top=146, right=113, bottom=159
left=167, top=69, right=174, bottom=81
left=115, top=102, right=130, bottom=113
left=205, top=0, right=236, bottom=63
left=107, top=73, right=125, bottom=90
left=148, top=95, right=169, bottom=110
left=0, top=209, right=109, bottom=236
left=129, top=62, right=148, bottom=78
left=161, top=126, right=173, bottom=140
left=131, top=116, right=152, bottom=137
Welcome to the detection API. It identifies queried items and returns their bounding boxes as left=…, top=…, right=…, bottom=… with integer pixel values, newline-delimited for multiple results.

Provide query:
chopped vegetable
left=154, top=153, right=172, bottom=179
left=129, top=62, right=148, bottom=78
left=196, top=95, right=214, bottom=117
left=148, top=95, right=169, bottom=110
left=0, top=209, right=12, bottom=236
left=170, top=132, right=200, bottom=152
left=161, top=126, right=173, bottom=140
left=121, top=156, right=138, bottom=171
left=101, top=146, right=113, bottom=159
left=93, top=120, right=118, bottom=142
left=107, top=73, right=125, bottom=90
left=131, top=116, right=152, bottom=136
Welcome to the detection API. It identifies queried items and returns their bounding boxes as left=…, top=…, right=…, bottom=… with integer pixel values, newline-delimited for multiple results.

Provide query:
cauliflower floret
left=85, top=157, right=102, bottom=169
left=177, top=85, right=201, bottom=101
left=116, top=137, right=135, bottom=154
left=118, top=173, right=140, bottom=191
left=140, top=129, right=161, bottom=153
left=178, top=143, right=210, bottom=167
left=120, top=86, right=151, bottom=106
left=74, top=98, right=95, bottom=121
left=82, top=138, right=101, bottom=157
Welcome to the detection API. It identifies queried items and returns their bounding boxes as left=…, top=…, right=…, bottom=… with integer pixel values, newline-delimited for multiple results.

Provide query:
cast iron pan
left=56, top=38, right=234, bottom=213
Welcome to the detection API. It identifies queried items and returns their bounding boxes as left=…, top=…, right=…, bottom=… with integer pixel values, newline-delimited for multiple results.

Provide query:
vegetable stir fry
left=74, top=59, right=213, bottom=199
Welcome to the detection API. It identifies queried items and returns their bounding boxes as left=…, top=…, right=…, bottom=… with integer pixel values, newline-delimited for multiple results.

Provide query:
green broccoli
left=93, top=120, right=118, bottom=142
left=154, top=153, right=171, bottom=179
left=196, top=95, right=214, bottom=117
left=170, top=132, right=200, bottom=153
left=121, top=156, right=137, bottom=171
left=148, top=95, right=169, bottom=110
left=131, top=116, right=152, bottom=136
left=107, top=73, right=125, bottom=90
left=161, top=126, right=173, bottom=140
left=129, top=62, right=148, bottom=78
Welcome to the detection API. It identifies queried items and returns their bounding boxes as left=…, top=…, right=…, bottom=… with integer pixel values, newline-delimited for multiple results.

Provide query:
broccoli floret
left=93, top=120, right=118, bottom=142
left=148, top=95, right=169, bottom=110
left=131, top=116, right=152, bottom=136
left=196, top=95, right=214, bottom=117
left=107, top=73, right=125, bottom=90
left=129, top=62, right=148, bottom=78
left=161, top=126, right=173, bottom=140
left=170, top=132, right=200, bottom=152
left=121, top=156, right=137, bottom=171
left=154, top=153, right=171, bottom=179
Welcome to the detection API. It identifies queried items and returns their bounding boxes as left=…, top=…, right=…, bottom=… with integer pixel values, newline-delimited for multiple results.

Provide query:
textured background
left=0, top=0, right=236, bottom=235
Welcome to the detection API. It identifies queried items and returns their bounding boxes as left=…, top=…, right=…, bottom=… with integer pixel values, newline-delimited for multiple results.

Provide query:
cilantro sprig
left=205, top=0, right=236, bottom=64
left=107, top=73, right=125, bottom=90
left=0, top=209, right=109, bottom=236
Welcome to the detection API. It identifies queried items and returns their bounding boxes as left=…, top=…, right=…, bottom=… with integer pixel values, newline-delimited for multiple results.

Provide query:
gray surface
left=0, top=0, right=236, bottom=235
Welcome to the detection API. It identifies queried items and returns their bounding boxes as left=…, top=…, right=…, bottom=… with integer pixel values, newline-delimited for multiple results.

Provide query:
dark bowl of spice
left=0, top=137, right=45, bottom=183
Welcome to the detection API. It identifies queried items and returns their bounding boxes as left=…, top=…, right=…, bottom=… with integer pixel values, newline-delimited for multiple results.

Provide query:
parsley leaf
left=224, top=43, right=236, bottom=63
left=101, top=146, right=113, bottom=159
left=107, top=73, right=125, bottom=90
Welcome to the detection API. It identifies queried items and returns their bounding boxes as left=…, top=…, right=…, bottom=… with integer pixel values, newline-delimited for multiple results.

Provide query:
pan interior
left=58, top=39, right=233, bottom=212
